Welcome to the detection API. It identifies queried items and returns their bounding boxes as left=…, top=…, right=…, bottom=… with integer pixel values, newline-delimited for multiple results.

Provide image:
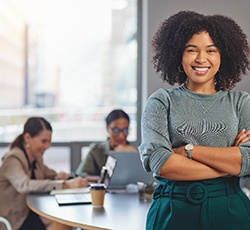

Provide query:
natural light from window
left=0, top=0, right=137, bottom=142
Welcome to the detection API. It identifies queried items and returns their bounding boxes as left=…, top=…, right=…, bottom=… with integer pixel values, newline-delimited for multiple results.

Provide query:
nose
left=117, top=132, right=127, bottom=138
left=195, top=51, right=207, bottom=63
left=44, top=142, right=51, bottom=150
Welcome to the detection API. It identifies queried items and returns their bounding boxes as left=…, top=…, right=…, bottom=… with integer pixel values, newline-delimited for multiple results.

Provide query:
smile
left=192, top=66, right=210, bottom=74
left=192, top=66, right=210, bottom=72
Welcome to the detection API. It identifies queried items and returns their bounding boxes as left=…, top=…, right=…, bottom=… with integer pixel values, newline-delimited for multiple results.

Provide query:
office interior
left=0, top=0, right=250, bottom=173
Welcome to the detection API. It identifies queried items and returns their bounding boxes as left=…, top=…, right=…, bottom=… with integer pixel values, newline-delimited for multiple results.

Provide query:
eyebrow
left=185, top=44, right=217, bottom=48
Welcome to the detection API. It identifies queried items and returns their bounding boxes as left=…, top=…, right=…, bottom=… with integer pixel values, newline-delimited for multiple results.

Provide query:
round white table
left=27, top=192, right=151, bottom=230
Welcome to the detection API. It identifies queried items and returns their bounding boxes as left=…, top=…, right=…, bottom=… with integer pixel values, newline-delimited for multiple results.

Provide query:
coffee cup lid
left=90, top=183, right=106, bottom=190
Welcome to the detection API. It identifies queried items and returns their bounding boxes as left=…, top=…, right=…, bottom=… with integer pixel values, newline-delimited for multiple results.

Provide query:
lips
left=192, top=66, right=210, bottom=74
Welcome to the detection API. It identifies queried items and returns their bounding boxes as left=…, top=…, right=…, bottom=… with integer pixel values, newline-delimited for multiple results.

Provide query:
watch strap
left=187, top=150, right=192, bottom=159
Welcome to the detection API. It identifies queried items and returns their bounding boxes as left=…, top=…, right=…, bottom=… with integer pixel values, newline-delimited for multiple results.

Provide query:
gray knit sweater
left=138, top=85, right=250, bottom=178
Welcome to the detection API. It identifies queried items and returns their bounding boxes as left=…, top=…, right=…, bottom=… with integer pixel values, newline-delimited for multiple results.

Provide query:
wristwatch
left=185, top=144, right=194, bottom=159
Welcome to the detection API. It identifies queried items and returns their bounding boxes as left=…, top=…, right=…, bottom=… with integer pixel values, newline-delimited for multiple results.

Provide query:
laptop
left=55, top=193, right=92, bottom=206
left=105, top=151, right=155, bottom=191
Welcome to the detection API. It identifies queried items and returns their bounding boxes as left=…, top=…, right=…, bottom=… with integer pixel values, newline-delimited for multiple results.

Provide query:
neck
left=185, top=82, right=217, bottom=94
left=24, top=147, right=35, bottom=163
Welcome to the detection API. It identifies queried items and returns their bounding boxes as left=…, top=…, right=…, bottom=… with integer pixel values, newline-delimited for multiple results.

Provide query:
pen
left=68, top=171, right=78, bottom=180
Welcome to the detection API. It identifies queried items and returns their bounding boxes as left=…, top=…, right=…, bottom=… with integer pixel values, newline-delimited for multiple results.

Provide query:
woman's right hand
left=63, top=177, right=88, bottom=189
left=114, top=144, right=137, bottom=151
left=234, top=129, right=250, bottom=146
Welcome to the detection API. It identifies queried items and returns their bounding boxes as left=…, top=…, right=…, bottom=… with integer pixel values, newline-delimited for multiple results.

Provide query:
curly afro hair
left=151, top=11, right=250, bottom=91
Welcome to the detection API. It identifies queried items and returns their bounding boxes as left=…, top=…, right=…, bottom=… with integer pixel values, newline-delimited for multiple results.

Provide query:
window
left=43, top=146, right=71, bottom=172
left=0, top=0, right=138, bottom=142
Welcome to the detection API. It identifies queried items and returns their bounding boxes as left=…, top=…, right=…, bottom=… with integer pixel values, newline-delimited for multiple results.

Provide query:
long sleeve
left=139, top=86, right=250, bottom=178
left=138, top=88, right=172, bottom=175
left=0, top=147, right=64, bottom=230
left=2, top=155, right=63, bottom=194
left=75, top=141, right=110, bottom=176
left=235, top=91, right=250, bottom=176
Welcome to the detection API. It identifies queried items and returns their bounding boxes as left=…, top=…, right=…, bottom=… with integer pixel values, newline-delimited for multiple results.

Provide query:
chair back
left=0, top=217, right=12, bottom=230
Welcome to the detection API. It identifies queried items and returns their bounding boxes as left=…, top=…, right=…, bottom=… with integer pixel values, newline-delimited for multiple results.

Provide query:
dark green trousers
left=146, top=177, right=250, bottom=230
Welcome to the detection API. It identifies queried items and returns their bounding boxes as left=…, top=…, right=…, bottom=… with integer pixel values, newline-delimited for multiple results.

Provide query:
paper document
left=50, top=187, right=90, bottom=195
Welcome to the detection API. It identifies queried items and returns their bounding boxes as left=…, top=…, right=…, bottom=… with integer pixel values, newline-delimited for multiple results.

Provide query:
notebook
left=106, top=151, right=154, bottom=191
left=50, top=187, right=90, bottom=195
left=55, top=193, right=92, bottom=206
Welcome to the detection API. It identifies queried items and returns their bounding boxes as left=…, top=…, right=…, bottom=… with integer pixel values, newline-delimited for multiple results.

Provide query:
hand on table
left=55, top=172, right=71, bottom=180
left=63, top=177, right=88, bottom=189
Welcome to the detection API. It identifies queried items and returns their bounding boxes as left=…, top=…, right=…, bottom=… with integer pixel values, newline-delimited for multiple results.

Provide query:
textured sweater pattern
left=139, top=85, right=250, bottom=178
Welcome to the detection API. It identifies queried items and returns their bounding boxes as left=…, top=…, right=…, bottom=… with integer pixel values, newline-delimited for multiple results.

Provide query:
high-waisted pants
left=146, top=177, right=250, bottom=230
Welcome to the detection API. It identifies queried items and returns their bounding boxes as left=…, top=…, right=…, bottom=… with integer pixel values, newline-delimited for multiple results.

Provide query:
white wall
left=141, top=0, right=250, bottom=108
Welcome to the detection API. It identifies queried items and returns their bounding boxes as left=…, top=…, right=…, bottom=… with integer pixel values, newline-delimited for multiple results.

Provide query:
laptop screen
left=105, top=151, right=154, bottom=190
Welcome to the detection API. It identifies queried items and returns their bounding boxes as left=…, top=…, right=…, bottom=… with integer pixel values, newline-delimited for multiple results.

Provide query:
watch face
left=185, top=144, right=194, bottom=151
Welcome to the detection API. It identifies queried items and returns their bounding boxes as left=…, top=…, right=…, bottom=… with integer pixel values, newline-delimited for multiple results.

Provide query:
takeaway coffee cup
left=90, top=183, right=106, bottom=207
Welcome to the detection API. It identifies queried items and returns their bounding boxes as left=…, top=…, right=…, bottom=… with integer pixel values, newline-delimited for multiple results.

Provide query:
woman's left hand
left=172, top=146, right=187, bottom=157
left=55, top=172, right=71, bottom=180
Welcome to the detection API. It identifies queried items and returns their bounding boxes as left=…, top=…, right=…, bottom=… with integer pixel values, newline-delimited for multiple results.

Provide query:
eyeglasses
left=110, top=127, right=129, bottom=135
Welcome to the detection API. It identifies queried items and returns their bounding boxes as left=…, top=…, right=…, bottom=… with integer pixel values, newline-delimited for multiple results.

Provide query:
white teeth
left=194, top=67, right=209, bottom=72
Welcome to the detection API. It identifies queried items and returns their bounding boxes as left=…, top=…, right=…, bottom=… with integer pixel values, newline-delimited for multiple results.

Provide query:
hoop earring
left=178, top=65, right=184, bottom=73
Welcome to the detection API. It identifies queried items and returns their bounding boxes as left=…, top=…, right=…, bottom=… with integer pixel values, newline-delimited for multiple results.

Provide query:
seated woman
left=75, top=109, right=137, bottom=181
left=0, top=117, right=88, bottom=230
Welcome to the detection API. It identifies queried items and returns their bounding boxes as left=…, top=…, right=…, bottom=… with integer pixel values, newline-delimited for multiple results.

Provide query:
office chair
left=0, top=217, right=12, bottom=230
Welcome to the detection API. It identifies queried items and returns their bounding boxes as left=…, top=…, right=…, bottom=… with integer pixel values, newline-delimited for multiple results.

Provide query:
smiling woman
left=182, top=31, right=221, bottom=94
left=139, top=10, right=250, bottom=230
left=0, top=117, right=88, bottom=230
left=75, top=109, right=137, bottom=179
